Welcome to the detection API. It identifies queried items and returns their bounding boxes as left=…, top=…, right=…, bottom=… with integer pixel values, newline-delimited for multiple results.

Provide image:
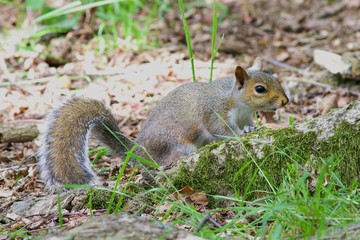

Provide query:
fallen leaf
left=314, top=49, right=351, bottom=74
left=172, top=186, right=197, bottom=200
left=316, top=93, right=338, bottom=115
left=0, top=189, right=13, bottom=197
left=170, top=186, right=208, bottom=206
left=190, top=192, right=208, bottom=206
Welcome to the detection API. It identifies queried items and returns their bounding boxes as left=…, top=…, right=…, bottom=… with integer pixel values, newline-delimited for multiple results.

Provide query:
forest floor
left=0, top=0, right=359, bottom=238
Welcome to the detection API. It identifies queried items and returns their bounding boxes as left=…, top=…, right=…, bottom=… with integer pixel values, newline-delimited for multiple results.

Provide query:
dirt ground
left=0, top=0, right=359, bottom=238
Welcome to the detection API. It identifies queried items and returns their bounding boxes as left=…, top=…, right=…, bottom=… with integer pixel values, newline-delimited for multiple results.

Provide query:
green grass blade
left=209, top=0, right=217, bottom=82
left=126, top=152, right=159, bottom=168
left=178, top=0, right=196, bottom=82
left=33, top=1, right=81, bottom=23
left=88, top=190, right=94, bottom=217
left=34, top=0, right=125, bottom=23
left=57, top=192, right=63, bottom=228
left=106, top=145, right=138, bottom=214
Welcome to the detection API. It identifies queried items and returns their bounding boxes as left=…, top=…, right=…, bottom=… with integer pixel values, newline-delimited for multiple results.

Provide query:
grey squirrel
left=38, top=57, right=289, bottom=191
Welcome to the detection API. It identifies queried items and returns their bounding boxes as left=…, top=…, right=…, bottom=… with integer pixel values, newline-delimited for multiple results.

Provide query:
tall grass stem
left=178, top=0, right=196, bottom=82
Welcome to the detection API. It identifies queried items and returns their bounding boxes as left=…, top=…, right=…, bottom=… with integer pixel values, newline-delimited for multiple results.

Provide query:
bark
left=169, top=100, right=360, bottom=197
left=41, top=214, right=203, bottom=240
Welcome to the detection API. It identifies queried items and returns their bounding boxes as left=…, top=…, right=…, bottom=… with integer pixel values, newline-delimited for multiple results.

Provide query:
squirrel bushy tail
left=38, top=98, right=133, bottom=192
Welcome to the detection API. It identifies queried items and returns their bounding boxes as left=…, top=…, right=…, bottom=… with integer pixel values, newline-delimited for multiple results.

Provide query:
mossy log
left=0, top=122, right=39, bottom=143
left=170, top=100, right=360, bottom=197
left=309, top=221, right=360, bottom=240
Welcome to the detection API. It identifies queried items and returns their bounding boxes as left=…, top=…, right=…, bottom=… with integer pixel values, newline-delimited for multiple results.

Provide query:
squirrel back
left=38, top=58, right=289, bottom=191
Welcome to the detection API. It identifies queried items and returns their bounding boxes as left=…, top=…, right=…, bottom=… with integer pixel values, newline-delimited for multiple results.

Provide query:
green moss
left=80, top=190, right=115, bottom=210
left=172, top=141, right=224, bottom=193
left=77, top=182, right=157, bottom=213
left=171, top=121, right=360, bottom=200
left=319, top=121, right=360, bottom=183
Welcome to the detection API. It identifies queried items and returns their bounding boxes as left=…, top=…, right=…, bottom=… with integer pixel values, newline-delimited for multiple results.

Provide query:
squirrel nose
left=281, top=96, right=289, bottom=106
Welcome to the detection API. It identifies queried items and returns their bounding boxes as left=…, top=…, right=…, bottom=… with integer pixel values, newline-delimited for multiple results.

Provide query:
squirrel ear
left=248, top=57, right=263, bottom=71
left=235, top=66, right=249, bottom=90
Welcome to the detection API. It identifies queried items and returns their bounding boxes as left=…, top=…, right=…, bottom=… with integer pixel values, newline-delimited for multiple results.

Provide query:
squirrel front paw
left=242, top=125, right=257, bottom=134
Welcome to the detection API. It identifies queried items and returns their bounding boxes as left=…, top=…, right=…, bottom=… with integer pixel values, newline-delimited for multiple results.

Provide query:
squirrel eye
left=255, top=85, right=267, bottom=93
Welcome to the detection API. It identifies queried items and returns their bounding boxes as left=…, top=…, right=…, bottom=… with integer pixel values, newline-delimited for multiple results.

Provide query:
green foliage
left=288, top=115, right=294, bottom=126
left=106, top=145, right=136, bottom=214
left=262, top=156, right=359, bottom=238
left=167, top=121, right=360, bottom=238
left=6, top=228, right=30, bottom=240
left=1, top=0, right=170, bottom=51
left=178, top=0, right=224, bottom=83
left=210, top=159, right=359, bottom=239
left=0, top=0, right=13, bottom=4
left=3, top=0, right=225, bottom=66
left=25, top=0, right=45, bottom=9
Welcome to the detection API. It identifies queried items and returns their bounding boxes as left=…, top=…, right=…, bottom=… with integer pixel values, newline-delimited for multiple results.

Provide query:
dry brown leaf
left=190, top=192, right=208, bottom=206
left=316, top=93, right=338, bottom=115
left=172, top=186, right=197, bottom=200
left=170, top=186, right=208, bottom=207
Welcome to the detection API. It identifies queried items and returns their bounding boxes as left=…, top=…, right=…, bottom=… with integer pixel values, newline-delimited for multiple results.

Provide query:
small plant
left=57, top=192, right=64, bottom=228
left=178, top=0, right=196, bottom=82
left=3, top=0, right=170, bottom=51
left=209, top=0, right=223, bottom=82
left=7, top=228, right=30, bottom=240
left=289, top=115, right=294, bottom=126
left=178, top=0, right=224, bottom=83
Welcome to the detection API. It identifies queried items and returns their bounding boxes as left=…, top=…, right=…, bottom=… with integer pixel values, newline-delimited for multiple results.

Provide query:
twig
left=0, top=76, right=54, bottom=87
left=284, top=76, right=333, bottom=89
left=194, top=214, right=227, bottom=235
left=262, top=55, right=306, bottom=75
left=0, top=163, right=37, bottom=172
left=285, top=76, right=360, bottom=96
left=194, top=214, right=231, bottom=239
left=24, top=209, right=106, bottom=220
left=264, top=56, right=360, bottom=96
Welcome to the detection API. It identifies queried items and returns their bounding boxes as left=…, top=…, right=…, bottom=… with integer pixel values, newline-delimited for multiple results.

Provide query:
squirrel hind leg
left=166, top=145, right=197, bottom=165
left=154, top=143, right=197, bottom=166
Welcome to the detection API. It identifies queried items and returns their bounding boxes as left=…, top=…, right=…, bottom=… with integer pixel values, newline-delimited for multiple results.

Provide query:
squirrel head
left=234, top=57, right=289, bottom=112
